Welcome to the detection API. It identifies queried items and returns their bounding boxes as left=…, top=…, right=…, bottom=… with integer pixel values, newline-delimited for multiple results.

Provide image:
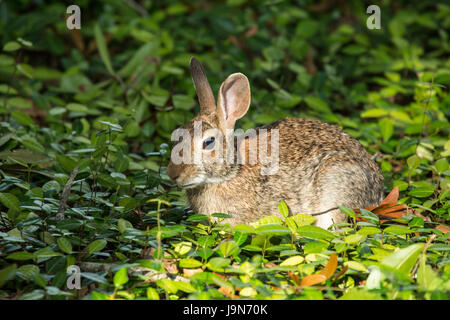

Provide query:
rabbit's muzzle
left=167, top=161, right=205, bottom=189
left=167, top=161, right=181, bottom=182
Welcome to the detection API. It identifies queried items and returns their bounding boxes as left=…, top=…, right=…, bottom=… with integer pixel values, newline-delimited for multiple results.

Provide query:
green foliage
left=0, top=0, right=448, bottom=300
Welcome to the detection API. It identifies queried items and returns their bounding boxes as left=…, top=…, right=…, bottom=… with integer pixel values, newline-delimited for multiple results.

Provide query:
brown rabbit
left=167, top=58, right=383, bottom=229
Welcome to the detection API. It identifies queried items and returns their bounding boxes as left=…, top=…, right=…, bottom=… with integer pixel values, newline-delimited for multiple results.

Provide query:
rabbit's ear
left=190, top=57, right=216, bottom=114
left=217, top=73, right=250, bottom=130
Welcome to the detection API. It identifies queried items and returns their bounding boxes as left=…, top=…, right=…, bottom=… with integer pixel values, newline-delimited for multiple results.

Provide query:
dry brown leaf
left=411, top=209, right=432, bottom=222
left=320, top=253, right=338, bottom=278
left=244, top=25, right=258, bottom=38
left=373, top=204, right=407, bottom=215
left=436, top=224, right=450, bottom=234
left=300, top=274, right=327, bottom=287
left=183, top=268, right=203, bottom=278
left=379, top=186, right=399, bottom=206
left=354, top=187, right=408, bottom=224
left=287, top=271, right=300, bottom=286
left=300, top=253, right=338, bottom=287
left=163, top=262, right=178, bottom=274
left=333, top=265, right=348, bottom=282
left=218, top=287, right=237, bottom=299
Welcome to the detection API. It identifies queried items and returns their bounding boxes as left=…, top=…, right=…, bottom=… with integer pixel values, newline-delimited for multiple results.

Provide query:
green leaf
left=297, top=225, right=335, bottom=240
left=219, top=241, right=240, bottom=257
left=197, top=247, right=214, bottom=260
left=381, top=243, right=424, bottom=275
left=408, top=186, right=435, bottom=198
left=211, top=213, right=232, bottom=219
left=435, top=158, right=448, bottom=174
left=118, top=218, right=133, bottom=233
left=88, top=239, right=107, bottom=254
left=361, top=109, right=389, bottom=118
left=57, top=237, right=73, bottom=254
left=94, top=24, right=114, bottom=74
left=97, top=173, right=117, bottom=189
left=11, top=111, right=34, bottom=126
left=113, top=267, right=129, bottom=287
left=16, top=265, right=40, bottom=280
left=186, top=214, right=209, bottom=222
left=146, top=287, right=160, bottom=300
left=0, top=193, right=20, bottom=212
left=278, top=200, right=289, bottom=218
left=206, top=257, right=231, bottom=272
left=42, top=180, right=61, bottom=193
left=339, top=288, right=382, bottom=300
left=6, top=251, right=33, bottom=261
left=338, top=205, right=356, bottom=218
left=379, top=118, right=394, bottom=141
left=250, top=215, right=284, bottom=227
left=173, top=281, right=196, bottom=293
left=290, top=214, right=317, bottom=227
left=384, top=225, right=414, bottom=235
left=344, top=261, right=368, bottom=272
left=173, top=241, right=192, bottom=255
left=66, top=103, right=88, bottom=113
left=406, top=155, right=420, bottom=169
left=304, top=96, right=330, bottom=113
left=33, top=247, right=61, bottom=262
left=179, top=258, right=203, bottom=268
left=0, top=264, right=17, bottom=288
left=21, top=137, right=44, bottom=153
left=233, top=231, right=248, bottom=246
left=417, top=257, right=440, bottom=291
left=56, top=155, right=77, bottom=172
left=343, top=234, right=366, bottom=244
left=156, top=279, right=179, bottom=294
left=256, top=224, right=290, bottom=236
left=358, top=227, right=381, bottom=235
left=3, top=41, right=21, bottom=52
left=233, top=224, right=256, bottom=234
left=280, top=255, right=304, bottom=267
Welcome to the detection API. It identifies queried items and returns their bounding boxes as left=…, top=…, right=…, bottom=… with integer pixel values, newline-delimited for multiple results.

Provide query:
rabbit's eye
left=203, top=137, right=215, bottom=150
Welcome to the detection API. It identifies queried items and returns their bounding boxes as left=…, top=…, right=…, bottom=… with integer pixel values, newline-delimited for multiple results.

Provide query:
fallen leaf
left=333, top=265, right=348, bottom=282
left=287, top=271, right=300, bottom=286
left=218, top=287, right=237, bottom=299
left=354, top=187, right=408, bottom=224
left=300, top=253, right=338, bottom=287
left=379, top=186, right=399, bottom=206
left=163, top=262, right=178, bottom=274
left=300, top=273, right=327, bottom=287
left=183, top=268, right=203, bottom=278
left=436, top=225, right=450, bottom=234
left=320, top=253, right=338, bottom=278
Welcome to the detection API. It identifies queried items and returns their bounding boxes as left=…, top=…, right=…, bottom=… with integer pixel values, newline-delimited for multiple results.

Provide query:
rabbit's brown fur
left=167, top=58, right=384, bottom=229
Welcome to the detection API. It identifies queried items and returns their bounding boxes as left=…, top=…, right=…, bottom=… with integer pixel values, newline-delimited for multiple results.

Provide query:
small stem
left=410, top=234, right=436, bottom=277
left=157, top=201, right=162, bottom=261
left=416, top=77, right=434, bottom=155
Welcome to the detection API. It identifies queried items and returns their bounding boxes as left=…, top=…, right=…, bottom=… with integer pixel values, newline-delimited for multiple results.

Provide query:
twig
left=56, top=167, right=79, bottom=221
left=410, top=233, right=436, bottom=277
left=122, top=0, right=149, bottom=17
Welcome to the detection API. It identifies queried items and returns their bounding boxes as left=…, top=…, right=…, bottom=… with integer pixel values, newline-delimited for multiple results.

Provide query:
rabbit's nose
left=167, top=162, right=181, bottom=181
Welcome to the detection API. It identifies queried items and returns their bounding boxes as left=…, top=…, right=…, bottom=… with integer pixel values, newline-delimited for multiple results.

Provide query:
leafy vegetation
left=0, top=0, right=449, bottom=300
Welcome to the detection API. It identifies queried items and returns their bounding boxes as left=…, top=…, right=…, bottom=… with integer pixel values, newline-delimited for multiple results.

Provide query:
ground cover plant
left=0, top=0, right=448, bottom=300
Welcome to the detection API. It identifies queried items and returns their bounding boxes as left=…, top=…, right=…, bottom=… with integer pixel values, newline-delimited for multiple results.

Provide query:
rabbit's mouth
left=178, top=175, right=207, bottom=189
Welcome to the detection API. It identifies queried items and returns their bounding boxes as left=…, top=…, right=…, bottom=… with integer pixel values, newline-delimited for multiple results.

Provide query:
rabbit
left=166, top=57, right=384, bottom=229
